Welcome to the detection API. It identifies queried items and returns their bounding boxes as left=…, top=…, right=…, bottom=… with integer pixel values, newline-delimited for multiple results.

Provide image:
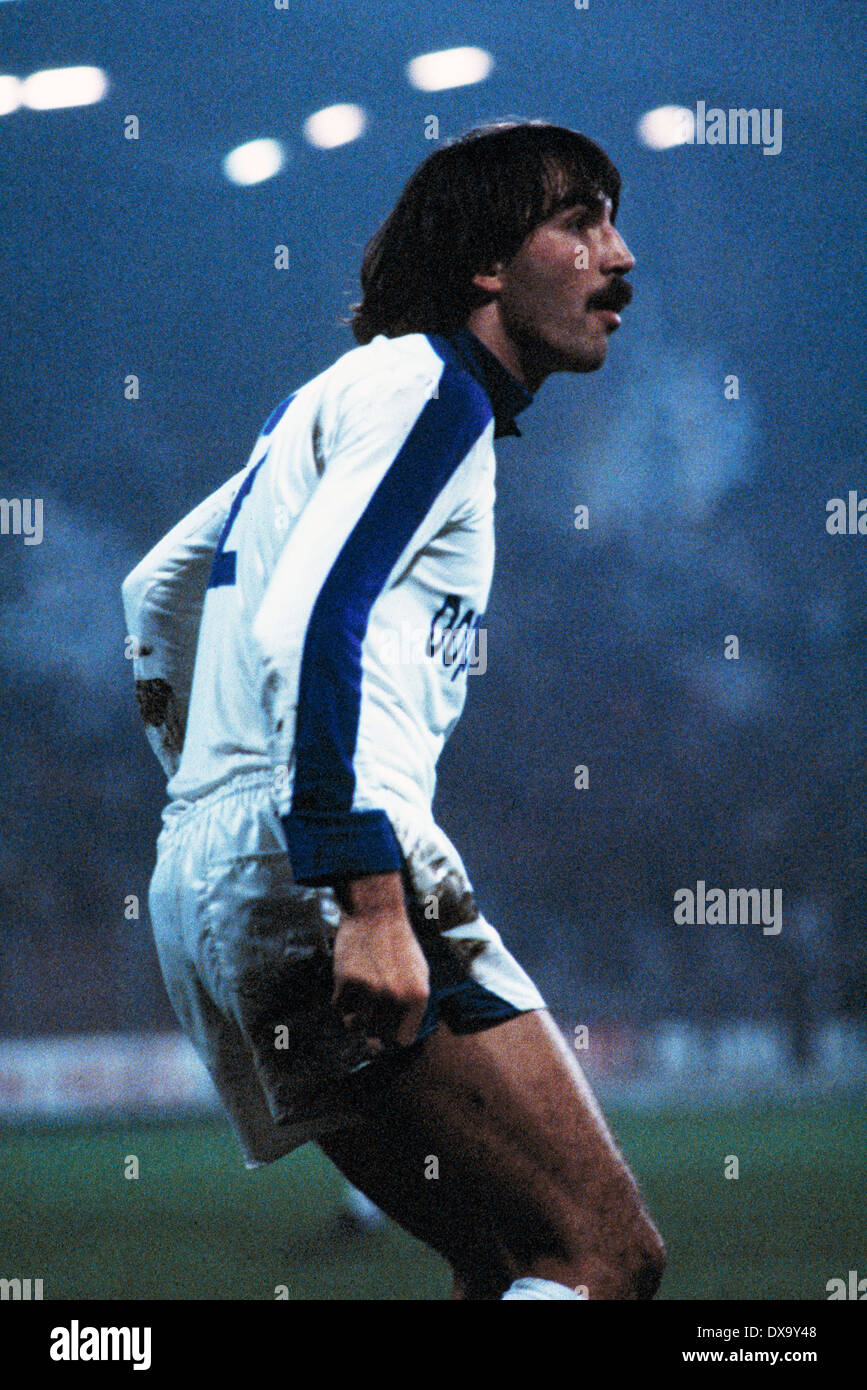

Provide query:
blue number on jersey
left=208, top=392, right=297, bottom=589
left=208, top=454, right=267, bottom=589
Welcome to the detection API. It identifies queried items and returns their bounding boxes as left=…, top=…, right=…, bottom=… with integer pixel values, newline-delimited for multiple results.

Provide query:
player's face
left=495, top=193, right=635, bottom=382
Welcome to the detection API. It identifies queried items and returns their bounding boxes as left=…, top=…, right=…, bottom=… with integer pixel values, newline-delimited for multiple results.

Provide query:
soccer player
left=122, top=122, right=664, bottom=1301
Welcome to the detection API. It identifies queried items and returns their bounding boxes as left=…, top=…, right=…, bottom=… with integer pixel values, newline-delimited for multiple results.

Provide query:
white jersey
left=122, top=329, right=533, bottom=886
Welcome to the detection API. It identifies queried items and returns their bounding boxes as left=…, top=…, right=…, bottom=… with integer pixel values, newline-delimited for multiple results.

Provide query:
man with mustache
left=123, top=120, right=662, bottom=1301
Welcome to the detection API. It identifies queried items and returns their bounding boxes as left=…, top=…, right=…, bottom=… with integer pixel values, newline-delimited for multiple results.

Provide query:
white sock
left=502, top=1277, right=587, bottom=1300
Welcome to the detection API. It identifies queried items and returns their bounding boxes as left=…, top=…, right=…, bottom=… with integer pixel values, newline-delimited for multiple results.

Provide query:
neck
left=463, top=306, right=548, bottom=393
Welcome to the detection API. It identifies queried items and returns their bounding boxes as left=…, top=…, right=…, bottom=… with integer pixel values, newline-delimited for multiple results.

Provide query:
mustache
left=588, top=280, right=633, bottom=313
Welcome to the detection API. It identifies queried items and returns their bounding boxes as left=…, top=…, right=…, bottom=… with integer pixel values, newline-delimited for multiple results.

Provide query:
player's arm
left=120, top=465, right=249, bottom=778
left=254, top=359, right=493, bottom=1044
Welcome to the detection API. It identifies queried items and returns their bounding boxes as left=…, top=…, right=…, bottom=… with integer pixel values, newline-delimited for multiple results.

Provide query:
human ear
left=471, top=263, right=504, bottom=294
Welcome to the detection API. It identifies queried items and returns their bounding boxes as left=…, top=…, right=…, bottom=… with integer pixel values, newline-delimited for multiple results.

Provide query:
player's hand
left=331, top=874, right=430, bottom=1049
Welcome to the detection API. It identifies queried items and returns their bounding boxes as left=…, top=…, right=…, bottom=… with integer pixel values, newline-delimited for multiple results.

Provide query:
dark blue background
left=1, top=0, right=864, bottom=1034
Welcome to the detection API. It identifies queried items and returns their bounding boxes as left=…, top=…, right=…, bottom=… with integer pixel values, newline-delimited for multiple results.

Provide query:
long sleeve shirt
left=122, top=328, right=533, bottom=886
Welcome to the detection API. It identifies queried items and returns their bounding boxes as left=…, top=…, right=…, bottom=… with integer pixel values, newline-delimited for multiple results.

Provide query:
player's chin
left=559, top=328, right=609, bottom=373
left=566, top=343, right=608, bottom=373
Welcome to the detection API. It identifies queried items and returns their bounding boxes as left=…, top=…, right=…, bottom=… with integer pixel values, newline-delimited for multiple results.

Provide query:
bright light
left=406, top=46, right=494, bottom=92
left=22, top=65, right=109, bottom=111
left=222, top=138, right=286, bottom=186
left=0, top=75, right=22, bottom=117
left=302, top=103, right=367, bottom=150
left=636, top=105, right=694, bottom=150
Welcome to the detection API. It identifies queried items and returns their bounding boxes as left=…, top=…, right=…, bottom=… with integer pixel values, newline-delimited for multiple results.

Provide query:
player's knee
left=621, top=1222, right=665, bottom=1299
left=450, top=1255, right=514, bottom=1302
left=557, top=1207, right=665, bottom=1300
left=579, top=1222, right=665, bottom=1300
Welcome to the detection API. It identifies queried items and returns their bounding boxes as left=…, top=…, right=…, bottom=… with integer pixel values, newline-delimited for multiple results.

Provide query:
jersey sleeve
left=253, top=358, right=493, bottom=887
left=121, top=466, right=249, bottom=779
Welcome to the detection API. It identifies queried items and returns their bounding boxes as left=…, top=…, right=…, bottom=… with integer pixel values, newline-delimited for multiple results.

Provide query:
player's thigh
left=320, top=1009, right=660, bottom=1294
left=318, top=1105, right=516, bottom=1298
left=382, top=1009, right=660, bottom=1269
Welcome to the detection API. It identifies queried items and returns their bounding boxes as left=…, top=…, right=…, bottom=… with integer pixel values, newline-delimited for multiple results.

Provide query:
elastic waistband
left=161, top=769, right=276, bottom=827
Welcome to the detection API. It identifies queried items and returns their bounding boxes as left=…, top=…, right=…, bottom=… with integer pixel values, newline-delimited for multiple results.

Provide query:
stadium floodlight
left=406, top=46, right=494, bottom=93
left=302, top=103, right=367, bottom=150
left=636, top=105, right=695, bottom=150
left=22, top=65, right=109, bottom=111
left=222, top=138, right=286, bottom=187
left=0, top=75, right=21, bottom=117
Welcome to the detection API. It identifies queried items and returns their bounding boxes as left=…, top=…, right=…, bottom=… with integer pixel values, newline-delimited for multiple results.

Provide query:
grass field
left=1, top=1100, right=863, bottom=1300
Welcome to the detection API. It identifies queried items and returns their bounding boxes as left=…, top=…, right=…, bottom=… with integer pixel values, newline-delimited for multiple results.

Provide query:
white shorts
left=148, top=771, right=546, bottom=1167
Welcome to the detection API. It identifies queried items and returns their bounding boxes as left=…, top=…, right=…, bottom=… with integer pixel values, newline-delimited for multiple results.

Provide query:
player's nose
left=601, top=227, right=636, bottom=276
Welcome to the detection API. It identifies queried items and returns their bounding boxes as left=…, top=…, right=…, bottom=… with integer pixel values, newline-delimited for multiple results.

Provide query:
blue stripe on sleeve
left=282, top=359, right=492, bottom=884
left=262, top=390, right=297, bottom=436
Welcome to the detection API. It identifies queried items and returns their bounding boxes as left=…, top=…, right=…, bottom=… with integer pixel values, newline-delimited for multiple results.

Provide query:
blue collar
left=436, top=328, right=534, bottom=439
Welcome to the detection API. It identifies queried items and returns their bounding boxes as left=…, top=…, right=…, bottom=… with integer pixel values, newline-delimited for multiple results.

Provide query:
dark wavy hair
left=350, top=121, right=621, bottom=344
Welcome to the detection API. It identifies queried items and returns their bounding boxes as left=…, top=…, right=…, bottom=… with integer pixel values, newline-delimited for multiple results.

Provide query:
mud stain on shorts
left=135, top=677, right=184, bottom=762
left=409, top=867, right=488, bottom=967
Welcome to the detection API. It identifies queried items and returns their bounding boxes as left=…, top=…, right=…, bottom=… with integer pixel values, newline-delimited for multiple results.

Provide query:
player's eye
left=566, top=194, right=608, bottom=232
